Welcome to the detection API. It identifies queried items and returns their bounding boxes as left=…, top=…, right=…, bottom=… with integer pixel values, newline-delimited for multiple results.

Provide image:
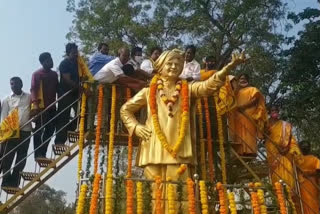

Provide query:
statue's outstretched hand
left=230, top=52, right=247, bottom=68
left=135, top=124, right=152, bottom=141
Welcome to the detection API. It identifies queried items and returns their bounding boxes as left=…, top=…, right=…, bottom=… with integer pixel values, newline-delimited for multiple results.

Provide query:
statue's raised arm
left=190, top=52, right=246, bottom=98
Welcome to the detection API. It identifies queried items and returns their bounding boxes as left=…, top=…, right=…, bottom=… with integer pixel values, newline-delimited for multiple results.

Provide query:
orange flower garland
left=136, top=181, right=143, bottom=214
left=196, top=99, right=207, bottom=179
left=105, top=85, right=117, bottom=214
left=214, top=94, right=227, bottom=184
left=227, top=191, right=237, bottom=214
left=176, top=164, right=187, bottom=177
left=93, top=85, right=104, bottom=174
left=77, top=91, right=87, bottom=181
left=250, top=191, right=260, bottom=214
left=274, top=182, right=287, bottom=214
left=155, top=176, right=162, bottom=214
left=186, top=178, right=196, bottom=214
left=149, top=74, right=189, bottom=158
left=126, top=88, right=133, bottom=178
left=217, top=182, right=228, bottom=214
left=76, top=184, right=88, bottom=214
left=203, top=97, right=214, bottom=181
left=255, top=183, right=267, bottom=214
left=285, top=185, right=297, bottom=214
left=89, top=173, right=101, bottom=214
left=199, top=180, right=209, bottom=214
left=126, top=179, right=134, bottom=214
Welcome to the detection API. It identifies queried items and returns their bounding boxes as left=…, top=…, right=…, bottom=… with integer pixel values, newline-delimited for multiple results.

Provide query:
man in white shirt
left=94, top=47, right=146, bottom=90
left=0, top=77, right=32, bottom=188
left=128, top=46, right=152, bottom=81
left=141, top=46, right=162, bottom=74
left=179, top=45, right=201, bottom=81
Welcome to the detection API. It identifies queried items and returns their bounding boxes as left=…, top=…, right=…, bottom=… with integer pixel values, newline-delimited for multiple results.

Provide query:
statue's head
left=154, top=49, right=184, bottom=81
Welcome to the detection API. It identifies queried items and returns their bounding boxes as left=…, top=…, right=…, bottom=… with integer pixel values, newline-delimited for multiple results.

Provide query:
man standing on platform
left=89, top=42, right=114, bottom=76
left=31, top=52, right=59, bottom=159
left=55, top=43, right=80, bottom=145
left=179, top=45, right=201, bottom=81
left=298, top=140, right=320, bottom=214
left=1, top=77, right=32, bottom=188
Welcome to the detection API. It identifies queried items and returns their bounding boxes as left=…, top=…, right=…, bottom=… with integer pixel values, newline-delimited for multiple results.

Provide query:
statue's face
left=161, top=56, right=184, bottom=81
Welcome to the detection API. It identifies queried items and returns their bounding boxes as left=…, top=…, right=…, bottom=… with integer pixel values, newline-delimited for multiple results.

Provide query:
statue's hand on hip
left=135, top=124, right=152, bottom=141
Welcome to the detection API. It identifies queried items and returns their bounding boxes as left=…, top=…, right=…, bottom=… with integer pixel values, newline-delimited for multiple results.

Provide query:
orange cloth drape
left=229, top=86, right=267, bottom=156
left=265, top=120, right=300, bottom=189
left=298, top=155, right=320, bottom=214
left=200, top=69, right=216, bottom=81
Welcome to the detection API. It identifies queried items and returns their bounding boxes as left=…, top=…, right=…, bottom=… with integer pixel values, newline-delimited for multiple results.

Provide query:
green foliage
left=12, top=184, right=74, bottom=214
left=143, top=181, right=152, bottom=214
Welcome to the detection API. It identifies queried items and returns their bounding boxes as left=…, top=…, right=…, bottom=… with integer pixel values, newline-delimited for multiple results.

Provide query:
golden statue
left=120, top=49, right=245, bottom=213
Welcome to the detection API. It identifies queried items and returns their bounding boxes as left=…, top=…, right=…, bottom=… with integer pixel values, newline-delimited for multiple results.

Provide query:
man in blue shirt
left=89, top=43, right=114, bottom=76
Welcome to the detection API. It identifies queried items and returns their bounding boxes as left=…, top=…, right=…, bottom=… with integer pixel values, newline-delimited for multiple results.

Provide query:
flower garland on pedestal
left=214, top=94, right=227, bottom=184
left=126, top=179, right=134, bottom=214
left=149, top=75, right=189, bottom=158
left=186, top=178, right=196, bottom=214
left=77, top=91, right=87, bottom=181
left=255, top=183, right=267, bottom=214
left=196, top=99, right=207, bottom=179
left=167, top=178, right=176, bottom=214
left=228, top=191, right=237, bottom=214
left=76, top=184, right=88, bottom=214
left=199, top=180, right=209, bottom=214
left=155, top=176, right=162, bottom=214
left=274, top=182, right=287, bottom=214
left=217, top=182, right=228, bottom=214
left=284, top=184, right=297, bottom=214
left=89, top=173, right=101, bottom=214
left=203, top=97, right=214, bottom=181
left=94, top=85, right=104, bottom=174
left=105, top=85, right=117, bottom=214
left=136, top=182, right=143, bottom=214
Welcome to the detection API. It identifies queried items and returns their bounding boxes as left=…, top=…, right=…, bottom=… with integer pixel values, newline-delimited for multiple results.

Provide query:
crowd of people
left=0, top=41, right=318, bottom=213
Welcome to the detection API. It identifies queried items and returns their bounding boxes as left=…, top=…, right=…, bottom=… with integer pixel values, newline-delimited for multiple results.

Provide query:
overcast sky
left=0, top=0, right=318, bottom=203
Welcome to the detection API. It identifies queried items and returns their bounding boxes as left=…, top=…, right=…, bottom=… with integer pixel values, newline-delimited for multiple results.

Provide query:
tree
left=281, top=7, right=320, bottom=153
left=12, top=184, right=74, bottom=214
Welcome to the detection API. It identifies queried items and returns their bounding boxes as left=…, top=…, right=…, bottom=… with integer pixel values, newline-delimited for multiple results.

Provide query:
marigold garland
left=105, top=85, right=117, bottom=214
left=186, top=178, right=196, bottom=214
left=93, top=85, right=104, bottom=174
left=76, top=184, right=88, bottom=214
left=196, top=99, right=207, bottom=180
left=199, top=180, right=209, bottom=214
left=176, top=164, right=187, bottom=177
left=155, top=176, right=162, bottom=214
left=126, top=179, right=134, bottom=214
left=214, top=94, right=227, bottom=184
left=136, top=181, right=143, bottom=214
left=77, top=91, right=87, bottom=181
left=203, top=97, right=214, bottom=181
left=217, top=182, right=228, bottom=214
left=126, top=88, right=133, bottom=178
left=284, top=184, right=297, bottom=214
left=227, top=191, right=237, bottom=214
left=89, top=173, right=101, bottom=214
left=167, top=179, right=176, bottom=214
left=274, top=182, right=287, bottom=214
left=250, top=190, right=260, bottom=214
left=149, top=75, right=189, bottom=158
left=254, top=182, right=267, bottom=214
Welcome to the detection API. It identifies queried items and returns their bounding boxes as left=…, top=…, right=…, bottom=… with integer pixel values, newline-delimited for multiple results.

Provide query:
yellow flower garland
left=136, top=181, right=143, bottom=214
left=89, top=173, right=101, bottom=214
left=105, top=85, right=117, bottom=214
left=227, top=192, right=237, bottom=214
left=214, top=94, right=227, bottom=184
left=77, top=91, right=87, bottom=181
left=285, top=185, right=297, bottom=214
left=196, top=99, right=206, bottom=180
left=94, top=85, right=104, bottom=174
left=203, top=98, right=214, bottom=181
left=126, top=88, right=133, bottom=178
left=149, top=75, right=189, bottom=158
left=176, top=164, right=187, bottom=177
left=168, top=180, right=176, bottom=214
left=76, top=184, right=88, bottom=214
left=186, top=178, right=196, bottom=214
left=199, top=180, right=209, bottom=214
left=255, top=183, right=267, bottom=214
left=155, top=176, right=162, bottom=214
